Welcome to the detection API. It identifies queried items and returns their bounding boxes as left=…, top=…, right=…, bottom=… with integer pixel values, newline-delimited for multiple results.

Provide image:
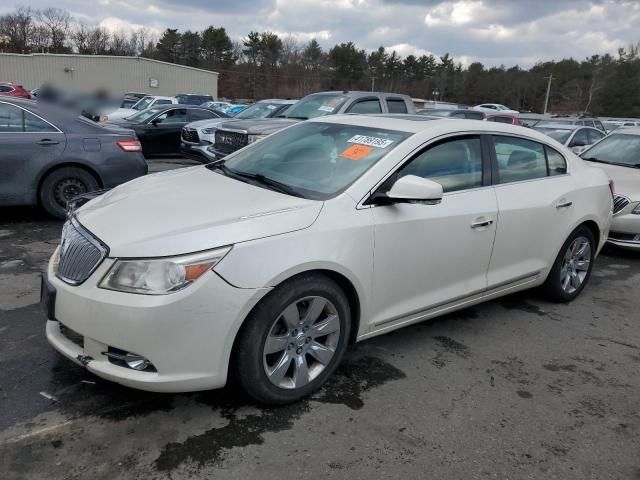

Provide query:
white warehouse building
left=0, top=53, right=218, bottom=98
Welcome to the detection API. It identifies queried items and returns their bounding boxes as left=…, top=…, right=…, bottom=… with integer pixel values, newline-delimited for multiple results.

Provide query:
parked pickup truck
left=209, top=91, right=415, bottom=158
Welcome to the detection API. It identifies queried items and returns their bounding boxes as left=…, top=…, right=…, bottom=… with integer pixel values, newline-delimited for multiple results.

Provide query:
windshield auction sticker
left=347, top=135, right=394, bottom=148
left=340, top=144, right=374, bottom=160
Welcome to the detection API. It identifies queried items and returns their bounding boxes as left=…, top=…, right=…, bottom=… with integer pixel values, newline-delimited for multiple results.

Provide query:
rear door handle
left=471, top=218, right=494, bottom=229
left=38, top=139, right=60, bottom=146
left=556, top=201, right=573, bottom=209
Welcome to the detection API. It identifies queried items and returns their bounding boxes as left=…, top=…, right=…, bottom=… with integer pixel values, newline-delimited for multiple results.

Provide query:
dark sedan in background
left=107, top=105, right=227, bottom=157
left=0, top=98, right=147, bottom=219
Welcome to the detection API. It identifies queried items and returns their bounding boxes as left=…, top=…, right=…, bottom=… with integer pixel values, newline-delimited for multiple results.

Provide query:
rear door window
left=386, top=98, right=408, bottom=113
left=189, top=109, right=216, bottom=121
left=347, top=99, right=383, bottom=114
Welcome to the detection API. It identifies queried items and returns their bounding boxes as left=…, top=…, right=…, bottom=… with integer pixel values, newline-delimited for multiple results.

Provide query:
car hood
left=76, top=166, right=323, bottom=257
left=584, top=161, right=640, bottom=200
left=187, top=118, right=228, bottom=130
left=217, top=118, right=301, bottom=135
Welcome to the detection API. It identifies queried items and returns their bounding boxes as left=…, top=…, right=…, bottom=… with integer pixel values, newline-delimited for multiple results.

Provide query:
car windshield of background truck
left=282, top=94, right=348, bottom=120
left=217, top=122, right=410, bottom=199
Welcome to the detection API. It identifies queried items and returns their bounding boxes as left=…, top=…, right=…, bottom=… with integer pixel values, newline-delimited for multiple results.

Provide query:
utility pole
left=543, top=74, right=554, bottom=115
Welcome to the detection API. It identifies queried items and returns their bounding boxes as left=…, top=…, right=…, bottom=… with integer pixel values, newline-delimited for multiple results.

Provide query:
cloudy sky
left=4, top=0, right=640, bottom=66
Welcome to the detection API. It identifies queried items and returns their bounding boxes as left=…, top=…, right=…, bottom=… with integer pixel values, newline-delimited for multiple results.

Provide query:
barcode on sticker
left=347, top=135, right=393, bottom=148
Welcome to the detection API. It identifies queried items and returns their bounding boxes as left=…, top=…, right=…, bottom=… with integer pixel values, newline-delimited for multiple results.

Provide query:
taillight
left=117, top=140, right=142, bottom=152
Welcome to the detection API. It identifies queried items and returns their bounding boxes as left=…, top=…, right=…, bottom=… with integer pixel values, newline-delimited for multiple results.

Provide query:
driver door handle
left=556, top=200, right=573, bottom=209
left=471, top=218, right=494, bottom=229
left=37, top=139, right=60, bottom=146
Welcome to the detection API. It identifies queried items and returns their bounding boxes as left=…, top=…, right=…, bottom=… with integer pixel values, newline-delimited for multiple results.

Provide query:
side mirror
left=374, top=175, right=444, bottom=205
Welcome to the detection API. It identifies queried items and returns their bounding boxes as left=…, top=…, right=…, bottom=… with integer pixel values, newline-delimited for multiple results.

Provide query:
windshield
left=218, top=122, right=411, bottom=199
left=235, top=102, right=286, bottom=119
left=126, top=106, right=165, bottom=123
left=132, top=96, right=154, bottom=111
left=534, top=127, right=572, bottom=144
left=283, top=94, right=348, bottom=120
left=581, top=133, right=640, bottom=167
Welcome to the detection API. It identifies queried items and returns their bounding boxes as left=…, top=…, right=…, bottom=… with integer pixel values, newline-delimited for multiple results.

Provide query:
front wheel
left=542, top=226, right=595, bottom=302
left=233, top=274, right=351, bottom=405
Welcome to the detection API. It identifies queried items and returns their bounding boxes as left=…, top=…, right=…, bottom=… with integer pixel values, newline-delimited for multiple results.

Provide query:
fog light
left=125, top=354, right=151, bottom=371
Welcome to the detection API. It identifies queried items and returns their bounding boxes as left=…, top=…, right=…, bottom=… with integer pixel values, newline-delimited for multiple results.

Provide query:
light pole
left=543, top=74, right=554, bottom=115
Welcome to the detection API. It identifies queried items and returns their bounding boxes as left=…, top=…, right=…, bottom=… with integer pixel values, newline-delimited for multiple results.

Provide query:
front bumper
left=45, top=247, right=270, bottom=392
left=180, top=142, right=216, bottom=163
left=607, top=211, right=640, bottom=251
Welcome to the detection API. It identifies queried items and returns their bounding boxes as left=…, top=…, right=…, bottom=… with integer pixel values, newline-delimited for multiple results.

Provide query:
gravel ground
left=0, top=158, right=639, bottom=479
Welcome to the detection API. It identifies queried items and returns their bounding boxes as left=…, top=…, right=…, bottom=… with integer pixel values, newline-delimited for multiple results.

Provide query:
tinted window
left=488, top=116, right=513, bottom=124
left=189, top=109, right=216, bottom=121
left=399, top=137, right=483, bottom=193
left=545, top=146, right=567, bottom=176
left=493, top=135, right=547, bottom=183
left=594, top=120, right=605, bottom=131
left=0, top=103, right=24, bottom=132
left=155, top=99, right=173, bottom=105
left=0, top=86, right=13, bottom=93
left=387, top=99, right=408, bottom=113
left=347, top=99, right=382, bottom=114
left=583, top=120, right=595, bottom=127
left=466, top=112, right=485, bottom=120
left=451, top=112, right=466, bottom=119
left=586, top=129, right=604, bottom=144
left=570, top=129, right=589, bottom=147
left=154, top=109, right=187, bottom=124
left=24, top=110, right=56, bottom=132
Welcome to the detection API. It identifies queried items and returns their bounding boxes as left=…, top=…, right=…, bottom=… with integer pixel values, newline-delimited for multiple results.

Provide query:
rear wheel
left=542, top=226, right=595, bottom=302
left=234, top=274, right=351, bottom=405
left=40, top=167, right=99, bottom=219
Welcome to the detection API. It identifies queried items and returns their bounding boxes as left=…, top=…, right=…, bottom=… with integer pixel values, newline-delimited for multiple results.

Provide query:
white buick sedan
left=43, top=115, right=613, bottom=404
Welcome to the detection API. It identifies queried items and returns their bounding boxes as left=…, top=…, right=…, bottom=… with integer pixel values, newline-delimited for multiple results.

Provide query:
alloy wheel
left=263, top=296, right=341, bottom=389
left=560, top=236, right=592, bottom=294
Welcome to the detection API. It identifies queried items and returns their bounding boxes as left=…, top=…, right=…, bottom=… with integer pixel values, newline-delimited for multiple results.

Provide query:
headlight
left=248, top=134, right=267, bottom=144
left=633, top=203, right=640, bottom=215
left=99, top=247, right=231, bottom=295
left=202, top=127, right=216, bottom=134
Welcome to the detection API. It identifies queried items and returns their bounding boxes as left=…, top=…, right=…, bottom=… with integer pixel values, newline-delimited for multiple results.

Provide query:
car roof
left=535, top=124, right=583, bottom=131
left=611, top=127, right=640, bottom=136
left=308, top=91, right=410, bottom=98
left=257, top=99, right=298, bottom=104
left=310, top=114, right=558, bottom=141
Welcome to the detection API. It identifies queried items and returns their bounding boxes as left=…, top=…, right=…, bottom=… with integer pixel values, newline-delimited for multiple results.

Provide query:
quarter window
left=398, top=137, right=483, bottom=193
left=493, top=135, right=547, bottom=183
left=347, top=99, right=382, bottom=114
left=545, top=146, right=567, bottom=176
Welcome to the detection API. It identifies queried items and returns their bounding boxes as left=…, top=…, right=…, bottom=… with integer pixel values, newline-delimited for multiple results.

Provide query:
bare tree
left=0, top=6, right=36, bottom=53
left=40, top=7, right=71, bottom=53
left=86, top=26, right=110, bottom=55
left=72, top=22, right=90, bottom=53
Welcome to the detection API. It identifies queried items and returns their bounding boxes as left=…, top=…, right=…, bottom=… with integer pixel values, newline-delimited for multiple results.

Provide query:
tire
left=542, top=225, right=596, bottom=302
left=233, top=274, right=351, bottom=405
left=39, top=167, right=99, bottom=219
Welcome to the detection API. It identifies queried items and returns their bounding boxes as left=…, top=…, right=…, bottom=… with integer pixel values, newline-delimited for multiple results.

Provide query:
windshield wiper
left=285, top=116, right=309, bottom=120
left=583, top=157, right=640, bottom=168
left=207, top=162, right=304, bottom=197
left=581, top=157, right=609, bottom=164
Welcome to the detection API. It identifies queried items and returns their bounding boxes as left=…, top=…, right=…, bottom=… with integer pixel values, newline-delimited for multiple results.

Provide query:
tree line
left=1, top=6, right=639, bottom=117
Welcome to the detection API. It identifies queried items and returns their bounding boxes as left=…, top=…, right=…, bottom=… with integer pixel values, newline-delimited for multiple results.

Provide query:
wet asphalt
left=1, top=158, right=639, bottom=479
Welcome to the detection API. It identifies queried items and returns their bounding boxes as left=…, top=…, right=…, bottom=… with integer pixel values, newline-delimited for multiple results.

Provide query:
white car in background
left=533, top=124, right=606, bottom=154
left=580, top=128, right=640, bottom=250
left=473, top=103, right=519, bottom=116
left=44, top=116, right=612, bottom=405
left=101, top=95, right=177, bottom=123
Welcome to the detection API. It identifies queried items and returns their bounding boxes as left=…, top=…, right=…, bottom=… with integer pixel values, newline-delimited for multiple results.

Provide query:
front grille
left=56, top=220, right=107, bottom=285
left=182, top=127, right=200, bottom=144
left=59, top=322, right=84, bottom=348
left=215, top=129, right=247, bottom=154
left=613, top=194, right=631, bottom=214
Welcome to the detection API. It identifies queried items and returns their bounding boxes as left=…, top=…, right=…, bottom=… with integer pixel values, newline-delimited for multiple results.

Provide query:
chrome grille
left=56, top=220, right=107, bottom=285
left=613, top=194, right=631, bottom=214
left=215, top=129, right=247, bottom=154
left=181, top=127, right=200, bottom=144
